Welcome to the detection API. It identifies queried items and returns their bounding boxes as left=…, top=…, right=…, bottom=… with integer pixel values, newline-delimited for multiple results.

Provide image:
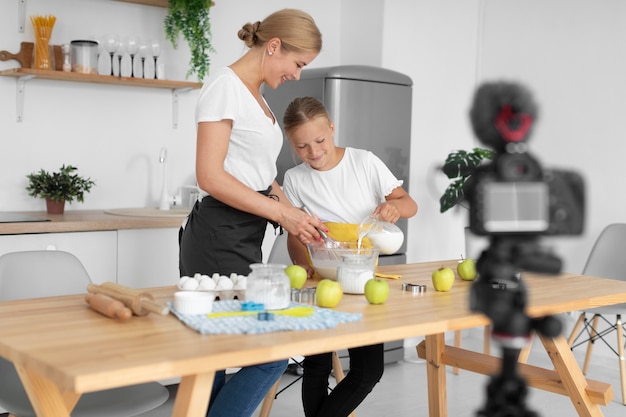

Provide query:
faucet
left=159, top=147, right=170, bottom=210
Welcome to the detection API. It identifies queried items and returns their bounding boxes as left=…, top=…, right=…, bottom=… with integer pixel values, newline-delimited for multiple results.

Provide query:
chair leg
left=567, top=312, right=586, bottom=346
left=583, top=315, right=600, bottom=374
left=331, top=351, right=356, bottom=417
left=518, top=331, right=534, bottom=364
left=259, top=377, right=281, bottom=417
left=616, top=314, right=626, bottom=406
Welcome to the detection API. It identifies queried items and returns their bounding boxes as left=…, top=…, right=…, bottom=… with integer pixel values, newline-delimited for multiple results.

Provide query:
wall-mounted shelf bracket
left=172, top=87, right=192, bottom=129
left=18, top=0, right=26, bottom=33
left=16, top=74, right=34, bottom=122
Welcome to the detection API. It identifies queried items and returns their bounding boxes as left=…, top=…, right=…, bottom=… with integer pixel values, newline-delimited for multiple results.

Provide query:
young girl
left=282, top=96, right=418, bottom=417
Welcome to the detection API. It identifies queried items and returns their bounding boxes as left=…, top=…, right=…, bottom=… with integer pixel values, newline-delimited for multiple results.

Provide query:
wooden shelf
left=0, top=68, right=201, bottom=90
left=115, top=0, right=168, bottom=8
left=0, top=68, right=201, bottom=126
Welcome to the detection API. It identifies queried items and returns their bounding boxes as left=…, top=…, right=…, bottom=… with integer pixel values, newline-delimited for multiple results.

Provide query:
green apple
left=285, top=265, right=307, bottom=289
left=431, top=266, right=455, bottom=292
left=364, top=278, right=390, bottom=305
left=457, top=258, right=477, bottom=281
left=316, top=279, right=343, bottom=308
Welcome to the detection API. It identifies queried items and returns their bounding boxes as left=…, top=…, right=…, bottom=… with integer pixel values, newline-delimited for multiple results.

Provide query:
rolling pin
left=85, top=293, right=133, bottom=320
left=87, top=282, right=170, bottom=316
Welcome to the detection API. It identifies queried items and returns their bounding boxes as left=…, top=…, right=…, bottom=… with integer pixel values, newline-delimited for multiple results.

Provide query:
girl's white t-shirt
left=195, top=67, right=283, bottom=197
left=282, top=147, right=404, bottom=223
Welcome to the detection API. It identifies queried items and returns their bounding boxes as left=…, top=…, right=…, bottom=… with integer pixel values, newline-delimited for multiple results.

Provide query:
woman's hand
left=280, top=206, right=325, bottom=245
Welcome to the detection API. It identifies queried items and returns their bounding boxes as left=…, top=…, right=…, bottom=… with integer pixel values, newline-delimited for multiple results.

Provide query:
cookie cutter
left=402, top=283, right=427, bottom=294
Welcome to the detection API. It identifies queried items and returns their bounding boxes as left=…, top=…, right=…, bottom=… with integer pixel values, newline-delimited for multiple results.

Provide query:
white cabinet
left=0, top=231, right=117, bottom=284
left=117, top=228, right=180, bottom=288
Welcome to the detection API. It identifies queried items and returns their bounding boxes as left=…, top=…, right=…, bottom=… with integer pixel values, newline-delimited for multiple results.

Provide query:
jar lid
left=70, top=40, right=98, bottom=47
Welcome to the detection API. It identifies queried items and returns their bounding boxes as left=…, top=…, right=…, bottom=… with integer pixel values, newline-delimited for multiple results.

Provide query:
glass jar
left=246, top=263, right=291, bottom=310
left=337, top=251, right=378, bottom=294
left=70, top=40, right=98, bottom=74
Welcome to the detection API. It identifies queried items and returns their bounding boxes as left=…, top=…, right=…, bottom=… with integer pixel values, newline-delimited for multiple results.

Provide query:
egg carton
left=177, top=273, right=247, bottom=300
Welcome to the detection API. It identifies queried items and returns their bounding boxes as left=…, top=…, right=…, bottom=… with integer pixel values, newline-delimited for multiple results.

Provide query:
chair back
left=268, top=233, right=291, bottom=265
left=583, top=223, right=626, bottom=281
left=0, top=250, right=92, bottom=301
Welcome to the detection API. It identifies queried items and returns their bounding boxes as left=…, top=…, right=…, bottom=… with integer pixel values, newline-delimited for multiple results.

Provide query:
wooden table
left=0, top=260, right=625, bottom=417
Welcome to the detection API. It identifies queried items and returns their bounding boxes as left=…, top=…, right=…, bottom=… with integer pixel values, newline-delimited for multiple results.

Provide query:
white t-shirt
left=283, top=147, right=404, bottom=223
left=195, top=67, right=283, bottom=197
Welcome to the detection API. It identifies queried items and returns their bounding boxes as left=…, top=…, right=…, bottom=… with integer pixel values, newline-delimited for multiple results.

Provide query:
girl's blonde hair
left=238, top=9, right=322, bottom=54
left=283, top=96, right=330, bottom=137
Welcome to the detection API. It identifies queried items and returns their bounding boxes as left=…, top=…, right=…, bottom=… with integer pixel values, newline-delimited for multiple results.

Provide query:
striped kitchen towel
left=169, top=300, right=362, bottom=335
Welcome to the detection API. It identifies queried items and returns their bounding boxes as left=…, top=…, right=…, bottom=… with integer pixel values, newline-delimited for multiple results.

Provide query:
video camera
left=464, top=81, right=585, bottom=417
left=467, top=82, right=585, bottom=239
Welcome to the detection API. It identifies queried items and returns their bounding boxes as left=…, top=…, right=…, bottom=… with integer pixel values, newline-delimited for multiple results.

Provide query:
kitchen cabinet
left=0, top=231, right=117, bottom=284
left=117, top=228, right=180, bottom=288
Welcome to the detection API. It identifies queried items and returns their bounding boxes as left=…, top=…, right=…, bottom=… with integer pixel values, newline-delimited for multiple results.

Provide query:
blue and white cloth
left=169, top=299, right=362, bottom=335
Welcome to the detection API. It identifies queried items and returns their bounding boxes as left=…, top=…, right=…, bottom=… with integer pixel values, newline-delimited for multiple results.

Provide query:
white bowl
left=174, top=291, right=215, bottom=315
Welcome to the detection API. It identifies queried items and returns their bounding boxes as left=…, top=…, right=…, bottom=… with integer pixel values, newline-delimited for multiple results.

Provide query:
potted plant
left=25, top=164, right=95, bottom=214
left=164, top=0, right=215, bottom=81
left=439, top=147, right=494, bottom=213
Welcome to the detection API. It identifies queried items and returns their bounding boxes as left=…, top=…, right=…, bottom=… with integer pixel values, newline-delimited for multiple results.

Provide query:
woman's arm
left=196, top=121, right=323, bottom=242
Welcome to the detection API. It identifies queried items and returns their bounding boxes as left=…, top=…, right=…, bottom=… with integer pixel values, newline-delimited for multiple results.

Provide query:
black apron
left=178, top=187, right=280, bottom=277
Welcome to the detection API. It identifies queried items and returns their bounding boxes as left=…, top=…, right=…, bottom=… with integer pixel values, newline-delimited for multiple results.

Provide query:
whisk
left=302, top=206, right=342, bottom=249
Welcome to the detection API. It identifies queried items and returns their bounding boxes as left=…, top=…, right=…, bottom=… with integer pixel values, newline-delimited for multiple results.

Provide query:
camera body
left=468, top=151, right=585, bottom=237
left=466, top=82, right=585, bottom=238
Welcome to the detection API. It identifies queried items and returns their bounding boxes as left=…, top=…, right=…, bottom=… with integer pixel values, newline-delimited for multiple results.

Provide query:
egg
left=216, top=277, right=234, bottom=290
left=198, top=278, right=216, bottom=290
left=181, top=278, right=199, bottom=291
left=177, top=276, right=191, bottom=289
left=234, top=276, right=247, bottom=290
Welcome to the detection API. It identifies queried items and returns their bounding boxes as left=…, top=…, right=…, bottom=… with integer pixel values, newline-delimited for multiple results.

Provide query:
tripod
left=471, top=236, right=562, bottom=417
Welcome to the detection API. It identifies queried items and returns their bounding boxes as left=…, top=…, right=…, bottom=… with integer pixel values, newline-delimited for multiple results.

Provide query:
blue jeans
left=207, top=360, right=288, bottom=417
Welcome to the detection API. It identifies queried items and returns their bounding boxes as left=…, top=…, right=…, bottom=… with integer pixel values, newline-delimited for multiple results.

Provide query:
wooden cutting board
left=0, top=42, right=63, bottom=70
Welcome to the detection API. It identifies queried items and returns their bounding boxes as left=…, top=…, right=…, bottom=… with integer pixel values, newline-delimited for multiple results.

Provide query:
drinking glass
left=151, top=40, right=161, bottom=80
left=115, top=41, right=125, bottom=77
left=102, top=34, right=119, bottom=76
left=138, top=43, right=149, bottom=78
left=126, top=36, right=139, bottom=78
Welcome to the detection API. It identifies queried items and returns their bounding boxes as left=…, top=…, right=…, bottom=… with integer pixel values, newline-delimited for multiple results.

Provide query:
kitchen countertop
left=0, top=209, right=189, bottom=235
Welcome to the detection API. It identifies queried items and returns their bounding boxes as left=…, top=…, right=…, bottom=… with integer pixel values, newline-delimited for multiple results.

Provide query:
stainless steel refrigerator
left=263, top=65, right=413, bottom=365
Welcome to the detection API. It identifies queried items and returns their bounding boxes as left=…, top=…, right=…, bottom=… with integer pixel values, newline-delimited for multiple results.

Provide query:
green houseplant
left=26, top=164, right=95, bottom=214
left=164, top=0, right=215, bottom=81
left=439, top=147, right=494, bottom=213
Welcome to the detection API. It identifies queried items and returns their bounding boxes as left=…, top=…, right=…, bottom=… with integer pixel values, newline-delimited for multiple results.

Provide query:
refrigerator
left=263, top=65, right=413, bottom=365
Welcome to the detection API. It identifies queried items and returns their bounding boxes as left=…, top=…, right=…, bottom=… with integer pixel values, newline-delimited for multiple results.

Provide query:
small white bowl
left=174, top=291, right=215, bottom=315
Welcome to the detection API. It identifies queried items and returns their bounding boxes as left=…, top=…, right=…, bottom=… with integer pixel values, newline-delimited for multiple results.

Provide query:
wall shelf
left=0, top=68, right=202, bottom=126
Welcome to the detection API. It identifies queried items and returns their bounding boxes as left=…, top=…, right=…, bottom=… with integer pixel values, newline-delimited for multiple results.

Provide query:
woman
left=282, top=96, right=418, bottom=417
left=178, top=10, right=324, bottom=417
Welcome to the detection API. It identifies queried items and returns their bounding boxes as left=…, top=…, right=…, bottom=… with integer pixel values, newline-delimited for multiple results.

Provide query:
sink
left=105, top=207, right=191, bottom=218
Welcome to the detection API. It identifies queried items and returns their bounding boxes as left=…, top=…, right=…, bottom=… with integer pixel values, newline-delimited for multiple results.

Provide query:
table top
left=1, top=259, right=625, bottom=395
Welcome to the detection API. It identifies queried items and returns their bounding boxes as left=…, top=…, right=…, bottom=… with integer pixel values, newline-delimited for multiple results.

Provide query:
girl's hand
left=373, top=202, right=400, bottom=223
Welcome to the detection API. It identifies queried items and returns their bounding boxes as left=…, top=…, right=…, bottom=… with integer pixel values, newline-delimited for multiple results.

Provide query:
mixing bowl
left=307, top=241, right=379, bottom=280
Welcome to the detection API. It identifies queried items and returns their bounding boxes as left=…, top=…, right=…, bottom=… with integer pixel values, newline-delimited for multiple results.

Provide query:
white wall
left=384, top=0, right=626, bottom=274
left=2, top=0, right=624, bottom=275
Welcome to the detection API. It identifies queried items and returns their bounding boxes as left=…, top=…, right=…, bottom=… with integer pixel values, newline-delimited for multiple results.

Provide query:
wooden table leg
left=172, top=372, right=214, bottom=417
left=16, top=365, right=72, bottom=417
left=539, top=334, right=605, bottom=417
left=424, top=333, right=447, bottom=417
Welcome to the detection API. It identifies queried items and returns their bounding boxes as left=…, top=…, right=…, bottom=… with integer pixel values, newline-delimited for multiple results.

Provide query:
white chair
left=567, top=224, right=626, bottom=405
left=0, top=250, right=170, bottom=417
